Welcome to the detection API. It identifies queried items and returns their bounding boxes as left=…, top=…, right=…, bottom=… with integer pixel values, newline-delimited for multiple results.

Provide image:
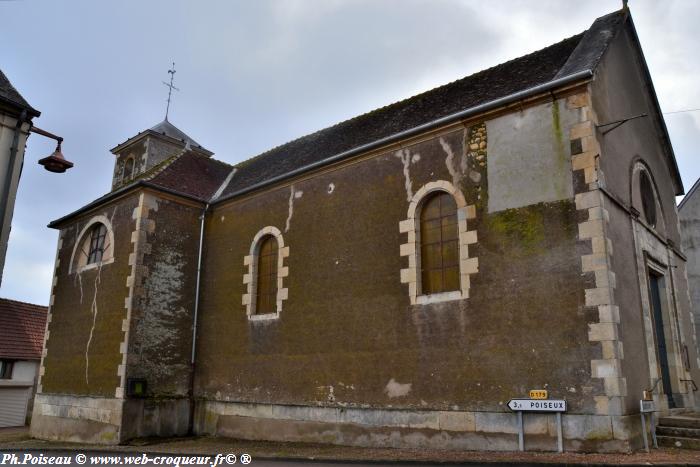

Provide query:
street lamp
left=31, top=126, right=74, bottom=173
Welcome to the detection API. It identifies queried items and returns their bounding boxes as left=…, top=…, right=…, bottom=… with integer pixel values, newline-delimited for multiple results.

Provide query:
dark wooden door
left=649, top=272, right=676, bottom=408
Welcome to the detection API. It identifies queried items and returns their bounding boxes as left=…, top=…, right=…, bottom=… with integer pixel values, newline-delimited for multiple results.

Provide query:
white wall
left=11, top=360, right=38, bottom=383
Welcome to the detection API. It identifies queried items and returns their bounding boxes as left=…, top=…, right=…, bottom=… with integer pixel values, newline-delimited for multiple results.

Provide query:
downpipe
left=188, top=202, right=208, bottom=435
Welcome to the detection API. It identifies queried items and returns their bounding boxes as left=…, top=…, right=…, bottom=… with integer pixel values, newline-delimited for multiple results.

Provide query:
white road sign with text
left=507, top=399, right=566, bottom=412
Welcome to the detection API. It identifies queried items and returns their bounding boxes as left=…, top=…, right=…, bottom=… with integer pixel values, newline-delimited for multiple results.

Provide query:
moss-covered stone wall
left=126, top=196, right=201, bottom=397
left=196, top=114, right=597, bottom=413
left=42, top=196, right=138, bottom=397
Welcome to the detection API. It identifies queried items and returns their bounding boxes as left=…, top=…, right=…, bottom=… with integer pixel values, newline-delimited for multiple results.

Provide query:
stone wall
left=192, top=96, right=627, bottom=450
left=31, top=394, right=123, bottom=444
left=196, top=400, right=637, bottom=452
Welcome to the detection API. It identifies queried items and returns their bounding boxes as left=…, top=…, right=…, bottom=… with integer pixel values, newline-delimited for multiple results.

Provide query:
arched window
left=123, top=157, right=135, bottom=181
left=640, top=170, right=657, bottom=227
left=255, top=235, right=278, bottom=315
left=242, top=226, right=289, bottom=320
left=420, top=192, right=459, bottom=294
left=399, top=180, right=478, bottom=305
left=87, top=223, right=108, bottom=264
left=630, top=161, right=665, bottom=235
left=70, top=216, right=115, bottom=273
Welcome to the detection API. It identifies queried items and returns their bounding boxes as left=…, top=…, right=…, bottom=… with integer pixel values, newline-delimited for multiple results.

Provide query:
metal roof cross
left=163, top=62, right=179, bottom=121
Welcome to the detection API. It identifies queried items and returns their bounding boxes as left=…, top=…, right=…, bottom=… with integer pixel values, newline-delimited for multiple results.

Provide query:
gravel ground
left=1, top=429, right=700, bottom=465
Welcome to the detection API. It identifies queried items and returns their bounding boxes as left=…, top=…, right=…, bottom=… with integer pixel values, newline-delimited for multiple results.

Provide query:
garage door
left=0, top=387, right=30, bottom=427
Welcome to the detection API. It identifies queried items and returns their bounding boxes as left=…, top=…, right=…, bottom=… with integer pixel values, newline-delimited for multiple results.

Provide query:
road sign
left=640, top=399, right=655, bottom=413
left=529, top=389, right=548, bottom=399
left=508, top=399, right=566, bottom=412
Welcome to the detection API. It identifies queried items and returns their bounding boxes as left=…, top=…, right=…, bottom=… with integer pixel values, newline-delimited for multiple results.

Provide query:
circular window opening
left=640, top=170, right=657, bottom=227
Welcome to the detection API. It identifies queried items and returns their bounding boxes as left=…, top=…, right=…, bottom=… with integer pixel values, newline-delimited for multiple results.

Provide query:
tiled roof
left=148, top=151, right=234, bottom=200
left=0, top=298, right=48, bottom=360
left=56, top=9, right=665, bottom=226
left=0, top=69, right=40, bottom=117
left=149, top=120, right=205, bottom=152
left=218, top=10, right=626, bottom=199
left=48, top=150, right=234, bottom=227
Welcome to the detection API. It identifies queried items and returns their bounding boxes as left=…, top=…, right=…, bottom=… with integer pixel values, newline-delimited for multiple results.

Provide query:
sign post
left=508, top=397, right=567, bottom=452
left=639, top=399, right=656, bottom=452
left=517, top=411, right=524, bottom=451
left=556, top=412, right=563, bottom=453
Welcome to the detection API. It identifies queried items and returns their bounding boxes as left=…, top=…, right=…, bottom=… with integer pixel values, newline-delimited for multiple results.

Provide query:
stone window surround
left=68, top=215, right=115, bottom=274
left=399, top=180, right=478, bottom=305
left=242, top=226, right=289, bottom=321
left=631, top=160, right=666, bottom=234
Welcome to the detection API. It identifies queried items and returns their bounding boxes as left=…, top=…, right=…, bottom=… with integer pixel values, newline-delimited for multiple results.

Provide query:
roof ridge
left=555, top=9, right=626, bottom=79
left=234, top=31, right=586, bottom=171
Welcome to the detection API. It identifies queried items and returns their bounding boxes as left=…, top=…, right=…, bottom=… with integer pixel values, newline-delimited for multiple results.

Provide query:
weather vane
left=163, top=62, right=179, bottom=120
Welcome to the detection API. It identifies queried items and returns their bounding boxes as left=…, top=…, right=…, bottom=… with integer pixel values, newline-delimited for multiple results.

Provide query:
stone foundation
left=31, top=394, right=123, bottom=444
left=30, top=394, right=190, bottom=444
left=120, top=398, right=190, bottom=440
left=195, top=400, right=644, bottom=452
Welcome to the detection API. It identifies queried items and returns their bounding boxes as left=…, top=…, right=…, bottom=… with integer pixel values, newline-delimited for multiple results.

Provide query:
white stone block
left=588, top=322, right=618, bottom=341
left=399, top=219, right=413, bottom=233
left=575, top=191, right=602, bottom=210
left=585, top=287, right=611, bottom=306
left=591, top=359, right=621, bottom=378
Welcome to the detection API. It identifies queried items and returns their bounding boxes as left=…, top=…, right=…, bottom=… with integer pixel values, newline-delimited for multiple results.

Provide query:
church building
left=31, top=8, right=700, bottom=452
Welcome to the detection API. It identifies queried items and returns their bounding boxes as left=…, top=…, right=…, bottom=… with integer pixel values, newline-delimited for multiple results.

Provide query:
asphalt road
left=0, top=450, right=500, bottom=467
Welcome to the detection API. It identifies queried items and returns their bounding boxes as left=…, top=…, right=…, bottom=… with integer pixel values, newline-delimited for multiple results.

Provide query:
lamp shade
left=38, top=142, right=74, bottom=173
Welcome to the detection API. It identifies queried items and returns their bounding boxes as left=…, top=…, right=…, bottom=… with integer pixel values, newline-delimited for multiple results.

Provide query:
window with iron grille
left=420, top=191, right=459, bottom=295
left=87, top=223, right=108, bottom=265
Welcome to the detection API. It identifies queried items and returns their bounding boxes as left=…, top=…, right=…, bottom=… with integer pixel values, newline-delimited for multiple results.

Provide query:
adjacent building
left=0, top=69, right=41, bottom=286
left=0, top=298, right=48, bottom=427
left=32, top=8, right=699, bottom=452
left=679, top=179, right=700, bottom=363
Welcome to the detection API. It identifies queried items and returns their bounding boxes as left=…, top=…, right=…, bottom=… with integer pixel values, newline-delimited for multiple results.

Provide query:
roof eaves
left=214, top=69, right=593, bottom=206
left=47, top=182, right=145, bottom=228
left=110, top=129, right=214, bottom=156
left=0, top=94, right=41, bottom=118
left=48, top=179, right=209, bottom=229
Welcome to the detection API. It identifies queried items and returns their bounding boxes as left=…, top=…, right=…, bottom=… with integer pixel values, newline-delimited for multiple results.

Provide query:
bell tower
left=109, top=63, right=212, bottom=190
left=109, top=120, right=213, bottom=191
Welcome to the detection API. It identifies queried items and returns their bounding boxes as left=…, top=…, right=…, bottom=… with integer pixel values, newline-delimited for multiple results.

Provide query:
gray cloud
left=0, top=0, right=698, bottom=305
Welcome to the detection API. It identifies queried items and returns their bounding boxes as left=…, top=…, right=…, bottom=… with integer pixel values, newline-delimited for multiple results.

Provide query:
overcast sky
left=1, top=0, right=699, bottom=305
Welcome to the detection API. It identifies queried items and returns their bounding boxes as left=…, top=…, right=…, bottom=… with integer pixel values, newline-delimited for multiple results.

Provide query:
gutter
left=0, top=95, right=40, bottom=119
left=214, top=69, right=593, bottom=204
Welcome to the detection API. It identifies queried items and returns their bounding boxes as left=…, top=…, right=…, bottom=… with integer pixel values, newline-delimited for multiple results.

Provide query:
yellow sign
left=529, top=389, right=548, bottom=400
